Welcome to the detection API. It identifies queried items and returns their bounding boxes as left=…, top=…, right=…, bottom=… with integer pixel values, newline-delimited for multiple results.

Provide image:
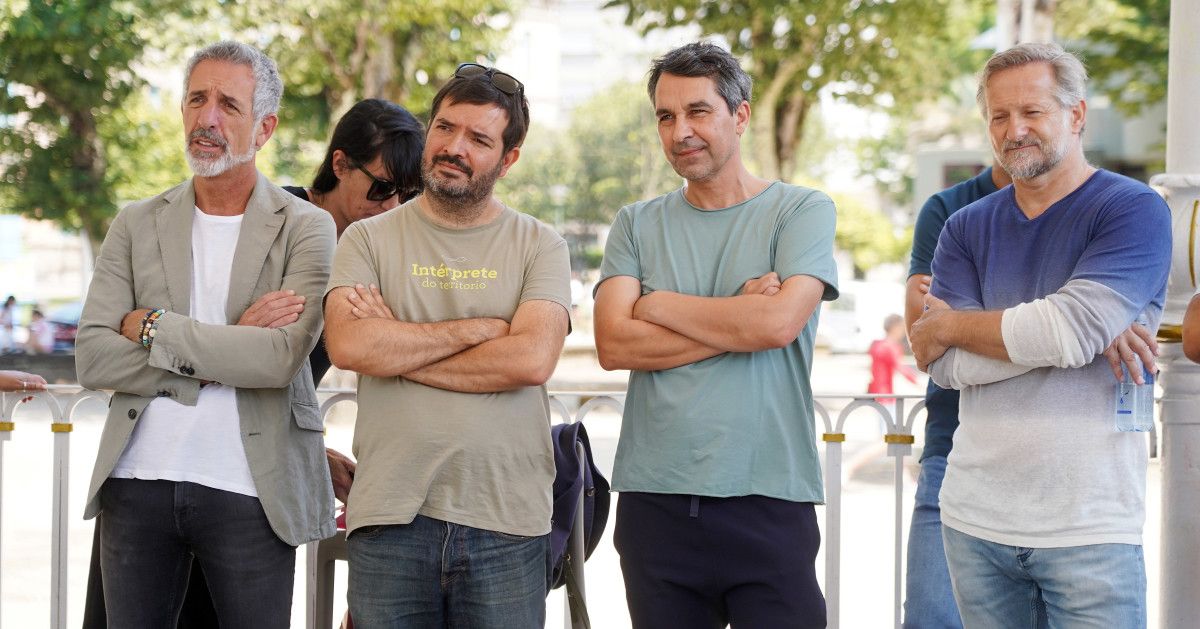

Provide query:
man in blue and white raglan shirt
left=909, top=42, right=1171, bottom=628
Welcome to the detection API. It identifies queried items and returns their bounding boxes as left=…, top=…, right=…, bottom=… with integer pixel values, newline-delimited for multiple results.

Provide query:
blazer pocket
left=292, top=400, right=324, bottom=432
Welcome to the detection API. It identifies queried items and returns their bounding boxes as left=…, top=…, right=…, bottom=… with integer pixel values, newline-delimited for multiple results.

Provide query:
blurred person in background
left=868, top=313, right=916, bottom=407
left=0, top=295, right=16, bottom=353
left=24, top=308, right=54, bottom=354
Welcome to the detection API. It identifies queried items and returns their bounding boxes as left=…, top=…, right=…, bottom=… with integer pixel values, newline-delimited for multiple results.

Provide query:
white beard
left=186, top=142, right=257, bottom=178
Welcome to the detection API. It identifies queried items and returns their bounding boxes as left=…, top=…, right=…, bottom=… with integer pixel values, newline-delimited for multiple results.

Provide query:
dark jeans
left=614, top=492, right=826, bottom=629
left=84, top=524, right=219, bottom=629
left=98, top=479, right=295, bottom=628
left=347, top=515, right=550, bottom=628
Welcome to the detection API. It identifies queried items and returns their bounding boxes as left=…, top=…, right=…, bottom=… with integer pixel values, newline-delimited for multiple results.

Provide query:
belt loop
left=689, top=495, right=700, bottom=518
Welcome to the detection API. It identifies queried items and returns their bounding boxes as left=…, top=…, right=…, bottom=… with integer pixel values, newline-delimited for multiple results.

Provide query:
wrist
left=932, top=310, right=960, bottom=348
left=140, top=308, right=166, bottom=349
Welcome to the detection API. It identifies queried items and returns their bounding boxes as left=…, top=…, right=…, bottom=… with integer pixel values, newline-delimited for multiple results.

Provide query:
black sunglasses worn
left=454, top=63, right=524, bottom=96
left=356, top=164, right=400, bottom=202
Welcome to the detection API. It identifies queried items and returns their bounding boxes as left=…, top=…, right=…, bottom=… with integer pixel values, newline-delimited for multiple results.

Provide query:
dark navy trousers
left=615, top=492, right=826, bottom=628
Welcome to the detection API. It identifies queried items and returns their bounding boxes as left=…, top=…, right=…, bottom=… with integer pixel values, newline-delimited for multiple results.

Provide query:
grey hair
left=183, top=41, right=283, bottom=121
left=647, top=41, right=752, bottom=115
left=976, top=42, right=1087, bottom=118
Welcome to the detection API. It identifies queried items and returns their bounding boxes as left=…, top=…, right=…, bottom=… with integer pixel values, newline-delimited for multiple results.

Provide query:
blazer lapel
left=156, top=181, right=196, bottom=315
left=225, top=173, right=285, bottom=324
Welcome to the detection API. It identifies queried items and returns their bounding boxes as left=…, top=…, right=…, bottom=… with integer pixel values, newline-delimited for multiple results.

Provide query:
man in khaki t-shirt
left=324, top=64, right=570, bottom=628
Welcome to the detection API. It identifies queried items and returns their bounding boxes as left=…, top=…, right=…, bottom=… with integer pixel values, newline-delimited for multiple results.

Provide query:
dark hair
left=311, top=99, right=425, bottom=201
left=647, top=41, right=752, bottom=114
left=429, top=67, right=530, bottom=153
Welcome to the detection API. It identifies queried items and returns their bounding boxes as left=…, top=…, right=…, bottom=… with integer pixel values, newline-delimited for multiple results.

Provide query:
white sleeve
left=928, top=347, right=1035, bottom=390
left=1001, top=278, right=1134, bottom=369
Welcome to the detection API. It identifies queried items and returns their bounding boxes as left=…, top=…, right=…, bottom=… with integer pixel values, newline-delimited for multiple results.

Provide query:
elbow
left=326, top=340, right=361, bottom=374
left=518, top=364, right=555, bottom=387
left=596, top=345, right=622, bottom=371
left=593, top=330, right=627, bottom=371
left=1185, top=333, right=1200, bottom=365
left=755, top=319, right=804, bottom=351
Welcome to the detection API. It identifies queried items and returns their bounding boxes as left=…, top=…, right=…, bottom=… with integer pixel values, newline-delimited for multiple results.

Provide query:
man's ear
left=497, top=146, right=521, bottom=178
left=735, top=100, right=750, bottom=136
left=254, top=113, right=279, bottom=149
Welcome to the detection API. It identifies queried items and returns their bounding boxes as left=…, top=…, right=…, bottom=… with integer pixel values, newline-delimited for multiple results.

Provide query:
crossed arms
left=593, top=272, right=826, bottom=372
left=76, top=208, right=334, bottom=399
left=324, top=284, right=568, bottom=393
left=909, top=283, right=1159, bottom=390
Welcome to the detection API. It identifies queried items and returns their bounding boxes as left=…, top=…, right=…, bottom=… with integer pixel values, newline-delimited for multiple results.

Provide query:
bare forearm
left=327, top=317, right=504, bottom=378
left=405, top=327, right=564, bottom=393
left=938, top=310, right=1009, bottom=360
left=595, top=317, right=724, bottom=371
left=635, top=290, right=809, bottom=352
left=904, top=275, right=930, bottom=338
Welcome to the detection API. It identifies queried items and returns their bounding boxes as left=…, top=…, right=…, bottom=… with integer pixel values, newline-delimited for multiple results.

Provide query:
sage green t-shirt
left=327, top=200, right=571, bottom=536
left=598, top=182, right=839, bottom=503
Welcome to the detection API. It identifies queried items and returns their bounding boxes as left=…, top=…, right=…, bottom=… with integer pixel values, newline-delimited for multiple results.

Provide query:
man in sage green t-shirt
left=323, top=64, right=570, bottom=628
left=594, top=42, right=839, bottom=628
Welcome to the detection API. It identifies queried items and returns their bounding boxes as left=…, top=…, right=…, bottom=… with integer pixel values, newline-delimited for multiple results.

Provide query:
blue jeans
left=903, top=456, right=962, bottom=629
left=347, top=515, right=549, bottom=628
left=942, top=525, right=1145, bottom=629
left=98, top=478, right=296, bottom=628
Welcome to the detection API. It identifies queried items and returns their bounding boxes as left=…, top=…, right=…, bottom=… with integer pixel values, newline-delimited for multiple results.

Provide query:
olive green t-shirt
left=327, top=200, right=570, bottom=536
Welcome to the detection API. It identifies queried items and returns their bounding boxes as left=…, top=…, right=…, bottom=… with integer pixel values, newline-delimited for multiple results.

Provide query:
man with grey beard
left=76, top=40, right=336, bottom=627
left=909, top=42, right=1170, bottom=627
left=323, top=63, right=571, bottom=626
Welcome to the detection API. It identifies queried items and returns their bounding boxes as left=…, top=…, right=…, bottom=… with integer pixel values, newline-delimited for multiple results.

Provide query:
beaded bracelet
left=140, top=308, right=166, bottom=349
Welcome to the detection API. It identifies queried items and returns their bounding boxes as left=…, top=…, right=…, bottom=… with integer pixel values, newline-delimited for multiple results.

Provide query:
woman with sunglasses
left=82, top=98, right=426, bottom=629
left=285, top=98, right=424, bottom=241
left=283, top=98, right=425, bottom=391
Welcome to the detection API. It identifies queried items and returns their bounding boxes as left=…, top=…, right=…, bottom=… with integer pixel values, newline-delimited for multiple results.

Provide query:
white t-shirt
left=111, top=208, right=257, bottom=497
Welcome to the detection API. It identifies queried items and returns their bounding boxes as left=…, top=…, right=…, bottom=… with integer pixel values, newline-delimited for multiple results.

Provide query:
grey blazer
left=76, top=173, right=337, bottom=546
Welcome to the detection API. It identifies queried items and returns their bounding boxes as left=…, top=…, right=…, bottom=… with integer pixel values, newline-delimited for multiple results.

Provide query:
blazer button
left=181, top=366, right=195, bottom=376
left=127, top=409, right=138, bottom=419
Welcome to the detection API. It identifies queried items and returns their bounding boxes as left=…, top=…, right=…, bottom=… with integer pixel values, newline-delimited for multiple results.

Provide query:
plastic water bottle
left=1114, top=361, right=1154, bottom=432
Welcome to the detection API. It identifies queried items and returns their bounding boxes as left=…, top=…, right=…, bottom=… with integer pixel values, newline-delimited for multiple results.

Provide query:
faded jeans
left=347, top=514, right=549, bottom=629
left=942, top=525, right=1144, bottom=629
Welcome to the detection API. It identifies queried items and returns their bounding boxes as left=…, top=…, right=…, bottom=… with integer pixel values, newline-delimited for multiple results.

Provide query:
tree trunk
left=68, top=110, right=110, bottom=261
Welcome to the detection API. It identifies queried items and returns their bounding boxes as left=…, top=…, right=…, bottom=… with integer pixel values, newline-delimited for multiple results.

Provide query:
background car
left=46, top=301, right=82, bottom=353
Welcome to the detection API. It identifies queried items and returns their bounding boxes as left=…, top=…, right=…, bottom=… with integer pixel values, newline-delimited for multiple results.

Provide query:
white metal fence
left=1, top=386, right=932, bottom=629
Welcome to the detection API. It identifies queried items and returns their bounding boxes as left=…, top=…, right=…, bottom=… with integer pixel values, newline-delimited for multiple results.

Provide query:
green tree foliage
left=827, top=189, right=911, bottom=278
left=497, top=81, right=679, bottom=226
left=225, top=0, right=510, bottom=182
left=1058, top=0, right=1169, bottom=116
left=0, top=0, right=154, bottom=250
left=605, top=0, right=985, bottom=182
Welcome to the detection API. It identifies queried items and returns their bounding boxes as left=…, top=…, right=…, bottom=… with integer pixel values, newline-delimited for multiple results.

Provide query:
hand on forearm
left=120, top=309, right=152, bottom=344
left=1102, top=322, right=1159, bottom=384
left=324, top=285, right=508, bottom=377
left=402, top=300, right=567, bottom=393
left=238, top=290, right=306, bottom=328
left=910, top=295, right=952, bottom=371
left=634, top=275, right=822, bottom=353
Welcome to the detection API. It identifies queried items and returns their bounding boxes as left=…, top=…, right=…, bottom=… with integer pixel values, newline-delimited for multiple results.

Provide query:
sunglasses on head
left=355, top=164, right=400, bottom=202
left=453, top=63, right=524, bottom=96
